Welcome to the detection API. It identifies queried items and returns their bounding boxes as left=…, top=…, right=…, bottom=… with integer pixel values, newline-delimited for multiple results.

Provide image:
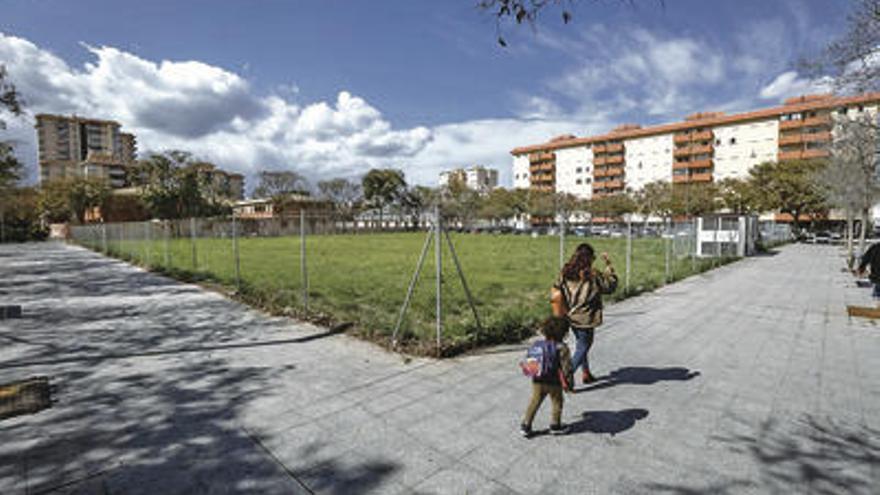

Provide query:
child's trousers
left=522, top=382, right=563, bottom=427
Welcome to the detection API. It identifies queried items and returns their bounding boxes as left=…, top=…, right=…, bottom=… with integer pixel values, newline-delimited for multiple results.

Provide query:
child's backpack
left=520, top=339, right=559, bottom=379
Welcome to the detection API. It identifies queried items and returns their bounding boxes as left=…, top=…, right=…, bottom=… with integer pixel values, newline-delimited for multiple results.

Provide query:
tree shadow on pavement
left=644, top=414, right=880, bottom=495
left=569, top=408, right=649, bottom=436
left=577, top=366, right=700, bottom=393
left=0, top=244, right=399, bottom=494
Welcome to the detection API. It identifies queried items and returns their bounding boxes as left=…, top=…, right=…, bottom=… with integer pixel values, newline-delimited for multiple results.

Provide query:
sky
left=0, top=0, right=852, bottom=191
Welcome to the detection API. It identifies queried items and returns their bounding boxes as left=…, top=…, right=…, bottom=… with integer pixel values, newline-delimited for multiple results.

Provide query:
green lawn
left=75, top=230, right=730, bottom=353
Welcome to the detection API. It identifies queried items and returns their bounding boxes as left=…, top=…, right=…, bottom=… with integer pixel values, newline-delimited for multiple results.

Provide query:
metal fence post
left=101, top=223, right=108, bottom=253
left=691, top=219, right=697, bottom=273
left=625, top=215, right=632, bottom=294
left=232, top=214, right=241, bottom=289
left=300, top=209, right=309, bottom=311
left=190, top=217, right=198, bottom=270
left=163, top=221, right=170, bottom=267
left=559, top=216, right=565, bottom=271
left=434, top=204, right=443, bottom=355
left=664, top=218, right=671, bottom=283
left=145, top=222, right=151, bottom=266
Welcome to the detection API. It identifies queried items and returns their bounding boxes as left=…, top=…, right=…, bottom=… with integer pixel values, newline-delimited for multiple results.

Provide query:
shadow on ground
left=645, top=415, right=880, bottom=495
left=570, top=408, right=649, bottom=436
left=0, top=245, right=397, bottom=494
left=578, top=366, right=700, bottom=393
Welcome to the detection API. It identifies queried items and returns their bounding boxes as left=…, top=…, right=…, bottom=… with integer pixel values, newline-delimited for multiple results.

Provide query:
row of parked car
left=803, top=231, right=844, bottom=244
left=448, top=225, right=674, bottom=238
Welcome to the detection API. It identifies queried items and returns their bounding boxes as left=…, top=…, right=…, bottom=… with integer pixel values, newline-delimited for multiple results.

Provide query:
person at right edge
left=551, top=243, right=618, bottom=385
left=857, top=242, right=880, bottom=306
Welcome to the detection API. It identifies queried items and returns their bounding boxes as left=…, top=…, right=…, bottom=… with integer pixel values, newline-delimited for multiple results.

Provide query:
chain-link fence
left=70, top=212, right=736, bottom=355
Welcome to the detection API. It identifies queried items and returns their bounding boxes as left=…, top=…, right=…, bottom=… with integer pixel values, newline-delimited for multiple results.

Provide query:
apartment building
left=511, top=93, right=880, bottom=204
left=35, top=114, right=138, bottom=188
left=439, top=166, right=499, bottom=192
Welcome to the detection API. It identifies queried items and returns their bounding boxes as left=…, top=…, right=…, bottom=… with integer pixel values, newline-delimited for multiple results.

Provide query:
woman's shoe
left=583, top=371, right=597, bottom=384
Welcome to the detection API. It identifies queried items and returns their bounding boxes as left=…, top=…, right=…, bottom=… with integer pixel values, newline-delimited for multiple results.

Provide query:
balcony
left=802, top=131, right=832, bottom=143
left=779, top=119, right=804, bottom=130
left=803, top=114, right=832, bottom=128
left=604, top=166, right=625, bottom=177
left=778, top=134, right=803, bottom=146
left=802, top=148, right=831, bottom=159
left=675, top=144, right=713, bottom=157
left=529, top=162, right=554, bottom=173
left=778, top=150, right=803, bottom=160
left=673, top=134, right=691, bottom=145
left=689, top=159, right=713, bottom=170
left=672, top=161, right=692, bottom=170
left=606, top=143, right=624, bottom=153
left=529, top=151, right=554, bottom=163
left=605, top=154, right=624, bottom=165
left=593, top=156, right=608, bottom=166
left=692, top=130, right=713, bottom=141
left=672, top=172, right=712, bottom=184
left=531, top=173, right=554, bottom=183
left=593, top=144, right=607, bottom=154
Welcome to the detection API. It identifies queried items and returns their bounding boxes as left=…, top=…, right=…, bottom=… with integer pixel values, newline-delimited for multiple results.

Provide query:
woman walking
left=551, top=243, right=618, bottom=384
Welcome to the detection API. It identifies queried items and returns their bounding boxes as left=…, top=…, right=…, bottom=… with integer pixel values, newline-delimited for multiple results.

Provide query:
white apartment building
left=511, top=93, right=880, bottom=223
left=439, top=166, right=499, bottom=192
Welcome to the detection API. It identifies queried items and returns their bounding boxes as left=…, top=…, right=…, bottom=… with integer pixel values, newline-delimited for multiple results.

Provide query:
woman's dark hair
left=561, top=243, right=595, bottom=281
left=541, top=316, right=569, bottom=341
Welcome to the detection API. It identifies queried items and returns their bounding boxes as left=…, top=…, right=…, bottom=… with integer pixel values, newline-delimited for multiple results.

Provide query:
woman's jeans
left=571, top=327, right=595, bottom=374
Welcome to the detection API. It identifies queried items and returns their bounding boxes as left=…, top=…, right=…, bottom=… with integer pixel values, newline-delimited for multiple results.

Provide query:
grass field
left=75, top=229, right=733, bottom=354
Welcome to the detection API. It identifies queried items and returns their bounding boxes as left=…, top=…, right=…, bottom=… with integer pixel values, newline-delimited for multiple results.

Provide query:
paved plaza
left=1, top=242, right=879, bottom=494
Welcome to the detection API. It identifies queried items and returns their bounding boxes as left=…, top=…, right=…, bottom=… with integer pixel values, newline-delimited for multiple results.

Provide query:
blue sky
left=0, top=0, right=851, bottom=188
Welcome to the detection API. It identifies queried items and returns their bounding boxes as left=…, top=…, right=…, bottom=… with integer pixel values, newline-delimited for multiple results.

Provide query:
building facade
left=511, top=93, right=880, bottom=203
left=439, top=166, right=499, bottom=192
left=35, top=114, right=138, bottom=188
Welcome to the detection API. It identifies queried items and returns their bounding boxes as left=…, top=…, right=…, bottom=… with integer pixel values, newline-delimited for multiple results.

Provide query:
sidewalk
left=1, top=242, right=878, bottom=494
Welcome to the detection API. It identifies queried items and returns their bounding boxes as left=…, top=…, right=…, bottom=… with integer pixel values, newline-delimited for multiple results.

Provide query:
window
left=715, top=138, right=721, bottom=146
left=585, top=178, right=592, bottom=184
left=576, top=179, right=582, bottom=185
left=638, top=161, right=643, bottom=169
left=576, top=167, right=582, bottom=173
left=729, top=137, right=737, bottom=145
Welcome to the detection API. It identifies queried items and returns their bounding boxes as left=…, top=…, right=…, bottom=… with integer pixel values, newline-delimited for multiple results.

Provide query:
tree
left=716, top=178, right=759, bottom=215
left=1, top=187, right=44, bottom=242
left=809, top=0, right=880, bottom=93
left=591, top=192, right=637, bottom=221
left=823, top=114, right=880, bottom=261
left=527, top=188, right=556, bottom=221
left=318, top=178, right=363, bottom=219
left=38, top=180, right=74, bottom=223
left=440, top=175, right=482, bottom=228
left=362, top=169, right=407, bottom=228
left=253, top=170, right=310, bottom=199
left=748, top=160, right=829, bottom=234
left=66, top=177, right=111, bottom=224
left=128, top=151, right=227, bottom=219
left=0, top=142, right=23, bottom=194
left=0, top=65, right=22, bottom=129
left=554, top=192, right=582, bottom=227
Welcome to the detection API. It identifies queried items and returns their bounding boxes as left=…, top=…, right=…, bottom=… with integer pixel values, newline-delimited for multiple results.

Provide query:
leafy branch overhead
left=480, top=0, right=663, bottom=46
left=480, top=0, right=575, bottom=46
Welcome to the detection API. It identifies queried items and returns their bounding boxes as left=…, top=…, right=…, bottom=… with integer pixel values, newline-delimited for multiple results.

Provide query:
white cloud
left=0, top=33, right=434, bottom=188
left=759, top=70, right=832, bottom=100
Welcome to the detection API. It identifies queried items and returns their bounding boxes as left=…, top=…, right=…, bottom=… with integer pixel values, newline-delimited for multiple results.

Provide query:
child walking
left=520, top=316, right=574, bottom=438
